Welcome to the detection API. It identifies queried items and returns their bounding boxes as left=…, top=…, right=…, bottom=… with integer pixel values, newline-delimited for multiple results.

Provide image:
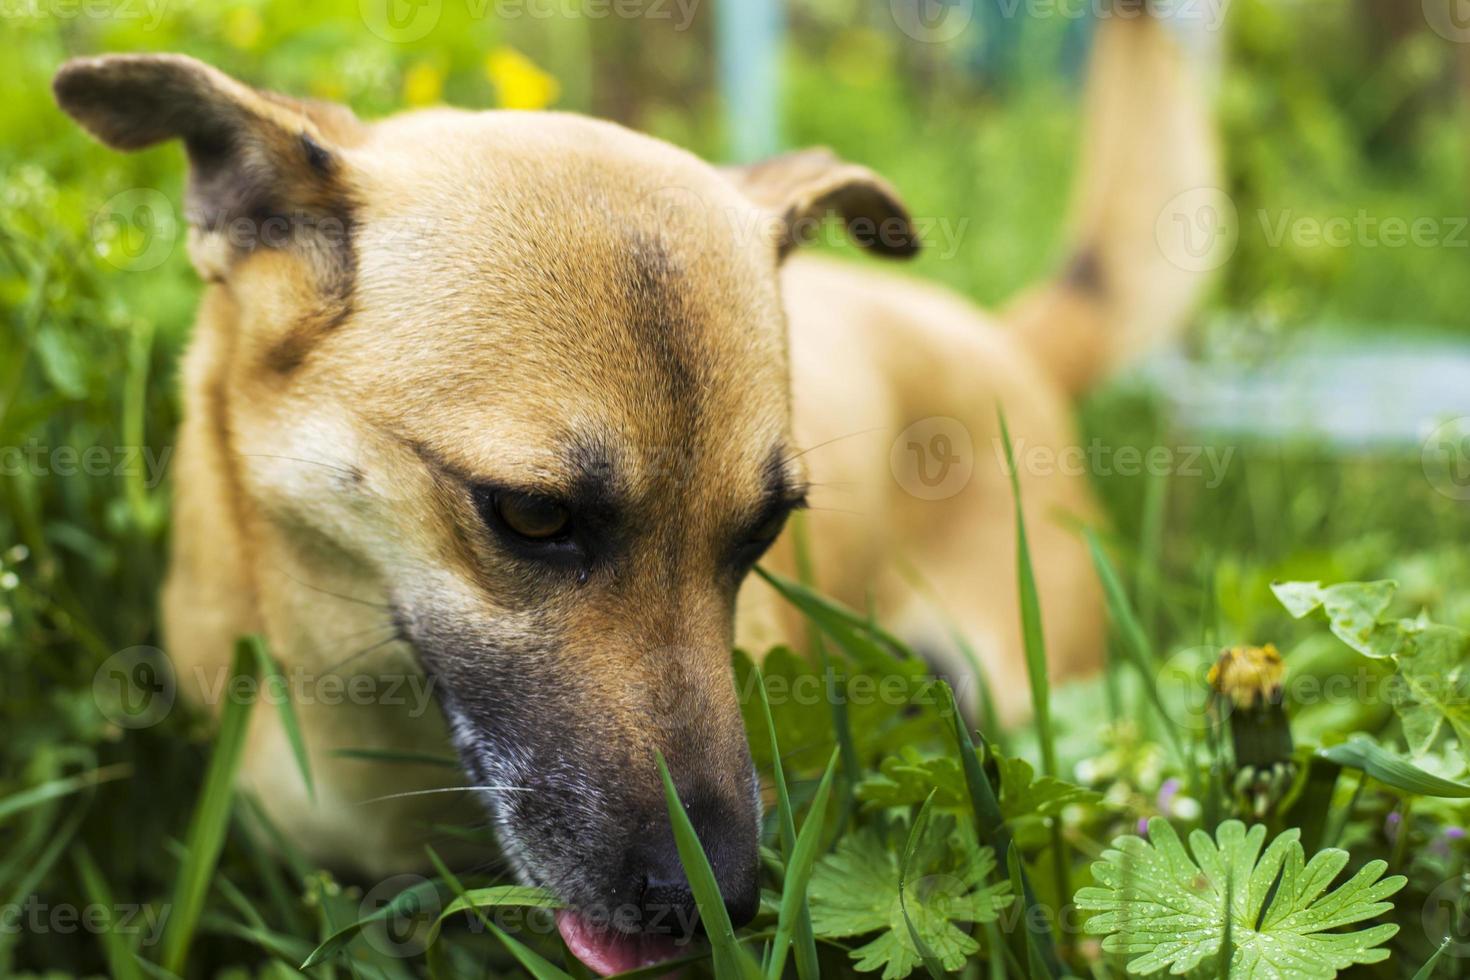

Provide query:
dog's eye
left=736, top=508, right=792, bottom=565
left=492, top=491, right=571, bottom=541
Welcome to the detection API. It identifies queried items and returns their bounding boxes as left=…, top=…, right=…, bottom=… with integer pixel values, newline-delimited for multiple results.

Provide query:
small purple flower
left=1137, top=817, right=1150, bottom=836
left=1385, top=809, right=1402, bottom=844
left=1431, top=825, right=1466, bottom=857
left=1157, top=778, right=1182, bottom=814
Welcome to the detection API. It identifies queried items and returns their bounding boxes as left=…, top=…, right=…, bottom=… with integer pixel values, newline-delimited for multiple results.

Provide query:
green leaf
left=252, top=638, right=314, bottom=802
left=1086, top=531, right=1184, bottom=762
left=808, top=821, right=1010, bottom=980
left=856, top=749, right=965, bottom=809
left=1320, top=736, right=1470, bottom=798
left=993, top=753, right=1102, bottom=822
left=899, top=793, right=952, bottom=980
left=1413, top=937, right=1452, bottom=980
left=754, top=566, right=917, bottom=674
left=656, top=752, right=762, bottom=980
left=1004, top=845, right=1049, bottom=980
left=1387, top=621, right=1470, bottom=755
left=766, top=748, right=839, bottom=980
left=72, top=843, right=147, bottom=980
left=938, top=683, right=1061, bottom=976
left=855, top=748, right=1100, bottom=822
left=423, top=849, right=573, bottom=980
left=996, top=406, right=1055, bottom=778
left=159, top=637, right=260, bottom=976
left=1271, top=580, right=1402, bottom=658
left=0, top=763, right=130, bottom=824
left=1076, top=818, right=1405, bottom=977
left=754, top=653, right=823, bottom=980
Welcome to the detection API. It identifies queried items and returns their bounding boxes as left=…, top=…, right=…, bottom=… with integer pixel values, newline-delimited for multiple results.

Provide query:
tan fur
left=55, top=9, right=1216, bottom=881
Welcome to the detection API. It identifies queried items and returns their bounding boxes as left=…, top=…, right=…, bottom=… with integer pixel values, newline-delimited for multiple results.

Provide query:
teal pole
left=715, top=0, right=783, bottom=162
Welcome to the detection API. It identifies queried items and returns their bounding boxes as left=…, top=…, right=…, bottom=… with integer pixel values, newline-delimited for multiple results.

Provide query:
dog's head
left=56, top=54, right=915, bottom=969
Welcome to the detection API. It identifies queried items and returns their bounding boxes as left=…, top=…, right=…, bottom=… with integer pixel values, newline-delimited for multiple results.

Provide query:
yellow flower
left=1208, top=644, right=1285, bottom=709
left=402, top=61, right=445, bottom=108
left=485, top=46, right=560, bottom=111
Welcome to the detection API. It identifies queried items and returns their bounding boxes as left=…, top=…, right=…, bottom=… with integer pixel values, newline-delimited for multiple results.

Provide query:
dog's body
left=57, top=8, right=1214, bottom=969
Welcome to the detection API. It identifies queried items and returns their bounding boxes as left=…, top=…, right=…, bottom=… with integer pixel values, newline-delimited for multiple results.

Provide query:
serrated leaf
left=993, top=753, right=1102, bottom=821
left=1075, top=818, right=1404, bottom=978
left=1271, top=580, right=1402, bottom=658
left=855, top=749, right=965, bottom=809
left=1387, top=622, right=1470, bottom=755
left=809, top=824, right=1011, bottom=980
left=855, top=749, right=1099, bottom=822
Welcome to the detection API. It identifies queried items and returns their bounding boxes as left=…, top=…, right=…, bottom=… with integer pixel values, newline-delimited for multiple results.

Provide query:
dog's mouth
left=555, top=910, right=688, bottom=976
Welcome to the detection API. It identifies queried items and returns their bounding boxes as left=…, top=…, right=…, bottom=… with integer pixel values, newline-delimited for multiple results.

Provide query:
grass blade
left=0, top=763, right=130, bottom=824
left=787, top=513, right=863, bottom=803
left=656, top=752, right=762, bottom=980
left=1086, top=530, right=1185, bottom=762
left=753, top=665, right=822, bottom=980
left=997, top=407, right=1072, bottom=953
left=73, top=843, right=147, bottom=980
left=996, top=406, right=1055, bottom=777
left=938, top=682, right=1062, bottom=977
left=158, top=636, right=260, bottom=975
left=300, top=877, right=447, bottom=967
left=1413, top=937, right=1452, bottom=979
left=1005, top=845, right=1050, bottom=980
left=899, top=791, right=950, bottom=980
left=425, top=848, right=574, bottom=980
left=1320, top=737, right=1470, bottom=797
left=754, top=565, right=914, bottom=671
left=765, top=748, right=839, bottom=980
left=252, top=637, right=314, bottom=802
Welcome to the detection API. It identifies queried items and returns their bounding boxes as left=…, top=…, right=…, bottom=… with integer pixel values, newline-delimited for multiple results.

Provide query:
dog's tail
left=1002, top=3, right=1222, bottom=394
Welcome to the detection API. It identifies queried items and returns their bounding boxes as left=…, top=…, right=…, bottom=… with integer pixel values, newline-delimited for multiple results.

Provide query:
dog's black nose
left=635, top=788, right=759, bottom=936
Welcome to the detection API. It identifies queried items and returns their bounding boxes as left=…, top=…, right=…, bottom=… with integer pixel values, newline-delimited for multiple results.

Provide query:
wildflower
left=485, top=47, right=560, bottom=111
left=1210, top=645, right=1295, bottom=817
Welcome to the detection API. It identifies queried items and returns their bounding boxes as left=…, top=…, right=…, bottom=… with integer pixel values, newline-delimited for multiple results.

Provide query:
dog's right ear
left=54, top=54, right=362, bottom=270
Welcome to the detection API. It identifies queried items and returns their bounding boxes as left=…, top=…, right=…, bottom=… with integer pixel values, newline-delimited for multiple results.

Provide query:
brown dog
left=55, top=8, right=1214, bottom=973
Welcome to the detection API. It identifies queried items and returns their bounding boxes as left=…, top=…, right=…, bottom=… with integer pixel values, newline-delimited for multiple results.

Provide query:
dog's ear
left=724, top=147, right=919, bottom=261
left=54, top=54, right=362, bottom=269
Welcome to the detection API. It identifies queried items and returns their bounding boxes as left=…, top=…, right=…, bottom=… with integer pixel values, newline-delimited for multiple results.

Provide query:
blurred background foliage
left=4, top=0, right=1470, bottom=973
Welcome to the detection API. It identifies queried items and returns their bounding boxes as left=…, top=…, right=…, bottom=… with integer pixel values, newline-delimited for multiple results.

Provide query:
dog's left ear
left=53, top=53, right=362, bottom=278
left=724, top=147, right=920, bottom=261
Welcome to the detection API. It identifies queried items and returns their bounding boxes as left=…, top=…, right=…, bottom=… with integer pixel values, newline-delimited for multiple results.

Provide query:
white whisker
left=355, top=785, right=533, bottom=805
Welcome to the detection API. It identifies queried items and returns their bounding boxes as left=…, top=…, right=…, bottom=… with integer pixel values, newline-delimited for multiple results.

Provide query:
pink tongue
left=556, top=910, right=684, bottom=977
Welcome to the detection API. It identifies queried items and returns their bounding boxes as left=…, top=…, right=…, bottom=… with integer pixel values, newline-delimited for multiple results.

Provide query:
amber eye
left=493, top=491, right=571, bottom=540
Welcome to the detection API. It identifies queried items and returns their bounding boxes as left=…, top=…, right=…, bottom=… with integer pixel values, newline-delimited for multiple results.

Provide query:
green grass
left=5, top=0, right=1470, bottom=977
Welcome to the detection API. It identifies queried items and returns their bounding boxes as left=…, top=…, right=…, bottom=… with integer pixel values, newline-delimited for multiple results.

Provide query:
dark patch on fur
left=1063, top=245, right=1107, bottom=298
left=621, top=233, right=701, bottom=421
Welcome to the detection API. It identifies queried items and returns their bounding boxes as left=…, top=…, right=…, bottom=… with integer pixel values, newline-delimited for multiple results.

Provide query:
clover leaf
left=1075, top=818, right=1404, bottom=978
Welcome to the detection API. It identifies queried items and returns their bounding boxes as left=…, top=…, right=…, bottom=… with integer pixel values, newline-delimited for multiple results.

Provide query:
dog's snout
left=634, top=787, right=759, bottom=935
